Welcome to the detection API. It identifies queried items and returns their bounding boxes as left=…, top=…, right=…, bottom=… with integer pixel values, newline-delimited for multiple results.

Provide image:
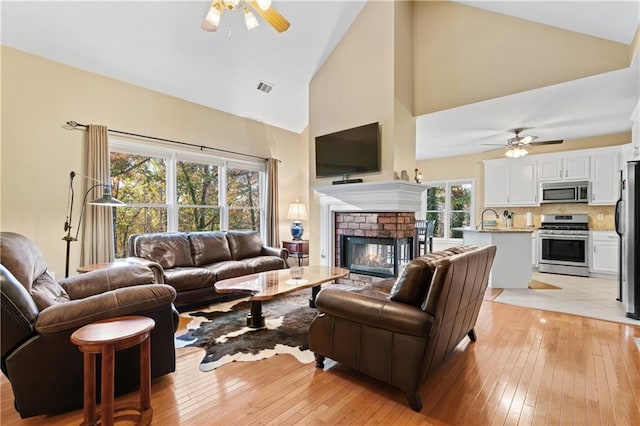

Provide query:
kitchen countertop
left=454, top=227, right=536, bottom=234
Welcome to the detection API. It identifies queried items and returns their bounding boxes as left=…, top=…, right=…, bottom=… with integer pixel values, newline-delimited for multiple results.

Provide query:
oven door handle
left=539, top=234, right=589, bottom=241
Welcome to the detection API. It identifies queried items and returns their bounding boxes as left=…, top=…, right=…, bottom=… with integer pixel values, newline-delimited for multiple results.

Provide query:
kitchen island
left=456, top=227, right=535, bottom=289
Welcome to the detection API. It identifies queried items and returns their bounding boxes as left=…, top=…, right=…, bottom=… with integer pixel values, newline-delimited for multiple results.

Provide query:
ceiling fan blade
left=530, top=139, right=564, bottom=146
left=247, top=0, right=290, bottom=32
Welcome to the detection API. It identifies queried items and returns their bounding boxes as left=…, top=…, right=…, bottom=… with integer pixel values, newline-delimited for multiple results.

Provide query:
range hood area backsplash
left=504, top=204, right=614, bottom=230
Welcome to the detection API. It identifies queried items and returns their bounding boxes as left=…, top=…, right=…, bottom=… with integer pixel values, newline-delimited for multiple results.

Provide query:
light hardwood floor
left=2, top=297, right=639, bottom=425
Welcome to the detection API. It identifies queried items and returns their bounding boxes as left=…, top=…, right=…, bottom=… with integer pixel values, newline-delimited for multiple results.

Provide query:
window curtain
left=265, top=158, right=279, bottom=247
left=80, top=125, right=115, bottom=265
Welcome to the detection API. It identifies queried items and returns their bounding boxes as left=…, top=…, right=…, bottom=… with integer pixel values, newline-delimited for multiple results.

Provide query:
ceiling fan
left=483, top=128, right=564, bottom=158
left=202, top=0, right=290, bottom=33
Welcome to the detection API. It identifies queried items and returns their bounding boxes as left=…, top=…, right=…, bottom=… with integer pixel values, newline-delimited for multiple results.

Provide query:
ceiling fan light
left=244, top=7, right=260, bottom=30
left=257, top=0, right=272, bottom=10
left=205, top=2, right=223, bottom=27
left=505, top=146, right=528, bottom=158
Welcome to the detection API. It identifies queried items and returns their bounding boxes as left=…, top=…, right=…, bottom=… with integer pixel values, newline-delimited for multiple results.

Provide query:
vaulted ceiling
left=2, top=1, right=638, bottom=159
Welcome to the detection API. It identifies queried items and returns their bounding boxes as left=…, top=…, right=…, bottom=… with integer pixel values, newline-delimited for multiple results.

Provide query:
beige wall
left=309, top=0, right=395, bottom=187
left=308, top=1, right=395, bottom=263
left=417, top=132, right=631, bottom=229
left=1, top=46, right=306, bottom=277
left=392, top=0, right=417, bottom=177
left=414, top=1, right=630, bottom=115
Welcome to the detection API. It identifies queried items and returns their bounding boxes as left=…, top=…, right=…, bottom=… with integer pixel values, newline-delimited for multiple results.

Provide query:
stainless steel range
left=538, top=214, right=590, bottom=277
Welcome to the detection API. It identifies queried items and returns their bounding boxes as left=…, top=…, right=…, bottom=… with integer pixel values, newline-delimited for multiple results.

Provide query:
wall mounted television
left=315, top=122, right=380, bottom=178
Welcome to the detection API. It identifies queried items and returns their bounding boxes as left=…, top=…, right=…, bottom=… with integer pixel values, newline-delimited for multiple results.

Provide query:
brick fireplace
left=335, top=212, right=415, bottom=279
left=312, top=180, right=426, bottom=285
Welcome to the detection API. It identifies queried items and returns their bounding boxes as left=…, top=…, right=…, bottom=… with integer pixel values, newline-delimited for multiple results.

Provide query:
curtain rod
left=66, top=121, right=269, bottom=161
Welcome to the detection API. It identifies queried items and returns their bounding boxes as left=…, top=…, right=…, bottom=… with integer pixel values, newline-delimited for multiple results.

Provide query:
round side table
left=71, top=316, right=155, bottom=426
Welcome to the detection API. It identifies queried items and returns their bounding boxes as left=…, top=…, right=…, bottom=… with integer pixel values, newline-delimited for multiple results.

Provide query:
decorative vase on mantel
left=506, top=218, right=514, bottom=228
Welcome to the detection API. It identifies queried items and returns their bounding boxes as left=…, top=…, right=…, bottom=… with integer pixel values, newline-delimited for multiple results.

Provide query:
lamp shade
left=88, top=184, right=125, bottom=206
left=287, top=201, right=308, bottom=221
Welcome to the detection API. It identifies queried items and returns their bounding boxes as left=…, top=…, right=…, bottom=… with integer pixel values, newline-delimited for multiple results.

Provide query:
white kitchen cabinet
left=510, top=159, right=539, bottom=205
left=484, top=160, right=510, bottom=206
left=538, top=153, right=590, bottom=182
left=591, top=231, right=619, bottom=275
left=590, top=148, right=620, bottom=205
left=484, top=158, right=538, bottom=207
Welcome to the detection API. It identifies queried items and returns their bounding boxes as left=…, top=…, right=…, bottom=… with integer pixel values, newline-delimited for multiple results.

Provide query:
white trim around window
left=421, top=178, right=475, bottom=243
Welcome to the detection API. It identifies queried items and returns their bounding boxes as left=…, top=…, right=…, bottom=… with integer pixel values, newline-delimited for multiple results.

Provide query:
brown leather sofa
left=127, top=230, right=289, bottom=309
left=308, top=245, right=497, bottom=412
left=0, top=232, right=179, bottom=418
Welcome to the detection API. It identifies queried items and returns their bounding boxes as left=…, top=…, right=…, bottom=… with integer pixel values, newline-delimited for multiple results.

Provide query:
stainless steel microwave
left=540, top=181, right=590, bottom=203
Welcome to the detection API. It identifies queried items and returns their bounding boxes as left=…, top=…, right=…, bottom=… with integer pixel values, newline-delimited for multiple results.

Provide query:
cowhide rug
left=175, top=292, right=317, bottom=371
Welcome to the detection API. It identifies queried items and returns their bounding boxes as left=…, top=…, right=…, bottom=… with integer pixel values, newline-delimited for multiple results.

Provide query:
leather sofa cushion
left=189, top=232, right=232, bottom=266
left=245, top=256, right=287, bottom=273
left=163, top=267, right=216, bottom=291
left=135, top=233, right=194, bottom=269
left=388, top=248, right=469, bottom=307
left=443, top=245, right=477, bottom=255
left=30, top=272, right=70, bottom=310
left=388, top=262, right=431, bottom=307
left=205, top=260, right=254, bottom=281
left=0, top=232, right=49, bottom=294
left=226, top=231, right=263, bottom=260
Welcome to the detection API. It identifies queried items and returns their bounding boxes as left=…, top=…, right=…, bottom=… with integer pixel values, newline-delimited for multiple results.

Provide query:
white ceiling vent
left=256, top=81, right=273, bottom=94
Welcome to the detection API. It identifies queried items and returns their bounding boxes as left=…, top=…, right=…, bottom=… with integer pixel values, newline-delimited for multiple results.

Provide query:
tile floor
left=494, top=271, right=640, bottom=326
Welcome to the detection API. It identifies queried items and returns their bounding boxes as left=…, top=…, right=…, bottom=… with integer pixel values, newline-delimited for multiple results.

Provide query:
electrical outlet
left=597, top=214, right=604, bottom=220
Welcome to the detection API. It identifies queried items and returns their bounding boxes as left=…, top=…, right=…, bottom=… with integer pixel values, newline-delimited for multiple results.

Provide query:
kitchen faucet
left=480, top=208, right=499, bottom=230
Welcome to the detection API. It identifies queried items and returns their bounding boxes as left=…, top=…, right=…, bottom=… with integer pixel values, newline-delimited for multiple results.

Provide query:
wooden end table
left=214, top=266, right=349, bottom=328
left=70, top=316, right=155, bottom=426
left=283, top=240, right=309, bottom=267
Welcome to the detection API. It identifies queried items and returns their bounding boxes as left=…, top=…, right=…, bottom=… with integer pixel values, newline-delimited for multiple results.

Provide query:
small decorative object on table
left=503, top=210, right=514, bottom=228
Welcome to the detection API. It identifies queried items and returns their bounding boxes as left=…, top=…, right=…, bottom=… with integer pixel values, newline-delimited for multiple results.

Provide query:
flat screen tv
left=315, top=122, right=380, bottom=178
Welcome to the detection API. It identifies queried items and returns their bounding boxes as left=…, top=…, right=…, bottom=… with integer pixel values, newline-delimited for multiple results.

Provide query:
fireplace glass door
left=340, top=236, right=412, bottom=278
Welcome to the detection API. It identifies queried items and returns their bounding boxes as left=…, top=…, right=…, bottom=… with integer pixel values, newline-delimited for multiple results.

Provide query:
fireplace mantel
left=311, top=180, right=425, bottom=266
left=312, top=180, right=425, bottom=212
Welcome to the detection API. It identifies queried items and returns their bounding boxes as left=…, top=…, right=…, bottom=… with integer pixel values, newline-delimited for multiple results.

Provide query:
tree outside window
left=177, top=160, right=220, bottom=232
left=425, top=180, right=473, bottom=240
left=110, top=152, right=168, bottom=258
left=227, top=167, right=260, bottom=232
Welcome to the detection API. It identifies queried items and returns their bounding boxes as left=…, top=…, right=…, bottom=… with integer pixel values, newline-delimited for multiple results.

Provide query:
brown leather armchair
left=0, top=232, right=179, bottom=418
left=309, top=245, right=497, bottom=412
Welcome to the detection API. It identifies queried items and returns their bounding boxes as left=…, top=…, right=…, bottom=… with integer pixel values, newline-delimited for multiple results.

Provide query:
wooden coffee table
left=214, top=266, right=349, bottom=328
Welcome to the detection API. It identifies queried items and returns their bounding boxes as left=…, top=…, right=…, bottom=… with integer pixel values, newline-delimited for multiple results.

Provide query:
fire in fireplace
left=340, top=235, right=412, bottom=278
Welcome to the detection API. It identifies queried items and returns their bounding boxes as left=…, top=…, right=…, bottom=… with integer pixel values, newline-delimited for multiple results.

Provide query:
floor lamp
left=63, top=171, right=124, bottom=278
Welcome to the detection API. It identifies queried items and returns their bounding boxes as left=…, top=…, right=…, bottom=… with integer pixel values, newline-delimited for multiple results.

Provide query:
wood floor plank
left=2, top=300, right=639, bottom=426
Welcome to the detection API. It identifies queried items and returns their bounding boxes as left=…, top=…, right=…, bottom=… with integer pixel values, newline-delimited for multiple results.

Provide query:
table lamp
left=287, top=200, right=308, bottom=240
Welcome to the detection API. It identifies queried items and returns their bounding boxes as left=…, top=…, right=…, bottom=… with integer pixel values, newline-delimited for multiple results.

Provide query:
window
left=424, top=180, right=473, bottom=240
left=226, top=166, right=261, bottom=231
left=176, top=160, right=220, bottom=232
left=109, top=141, right=265, bottom=258
left=111, top=152, right=168, bottom=256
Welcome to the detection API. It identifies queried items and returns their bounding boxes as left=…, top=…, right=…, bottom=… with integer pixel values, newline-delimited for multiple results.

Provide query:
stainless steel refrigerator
left=617, top=160, right=640, bottom=320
